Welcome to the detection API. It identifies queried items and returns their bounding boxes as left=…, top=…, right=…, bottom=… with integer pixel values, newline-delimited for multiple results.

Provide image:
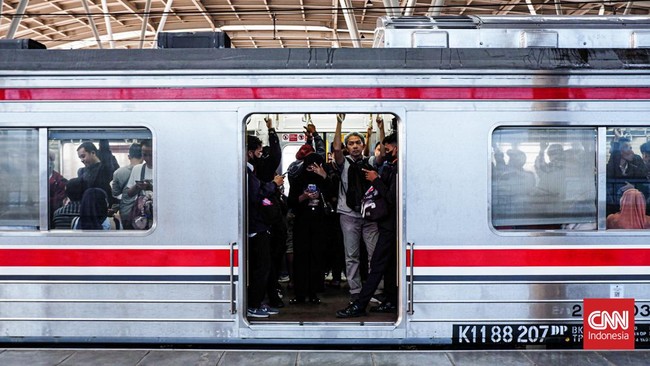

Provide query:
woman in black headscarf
left=73, top=188, right=111, bottom=230
left=287, top=151, right=332, bottom=304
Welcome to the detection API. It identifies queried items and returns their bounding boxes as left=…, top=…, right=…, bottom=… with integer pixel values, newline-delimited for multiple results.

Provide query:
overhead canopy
left=0, top=0, right=646, bottom=49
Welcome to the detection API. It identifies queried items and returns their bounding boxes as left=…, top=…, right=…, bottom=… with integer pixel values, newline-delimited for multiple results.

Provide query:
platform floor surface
left=0, top=348, right=648, bottom=366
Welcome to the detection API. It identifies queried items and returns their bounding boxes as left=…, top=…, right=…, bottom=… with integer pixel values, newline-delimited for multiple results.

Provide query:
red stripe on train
left=1, top=87, right=650, bottom=101
left=1, top=248, right=649, bottom=267
left=409, top=249, right=650, bottom=267
left=0, top=249, right=236, bottom=267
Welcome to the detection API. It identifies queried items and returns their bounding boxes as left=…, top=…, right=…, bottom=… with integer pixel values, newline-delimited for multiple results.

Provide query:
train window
left=0, top=129, right=40, bottom=230
left=605, top=127, right=650, bottom=230
left=48, top=129, right=152, bottom=231
left=491, top=128, right=597, bottom=230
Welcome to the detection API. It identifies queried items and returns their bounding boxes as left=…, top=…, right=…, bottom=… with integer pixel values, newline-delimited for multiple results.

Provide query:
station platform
left=0, top=348, right=647, bottom=365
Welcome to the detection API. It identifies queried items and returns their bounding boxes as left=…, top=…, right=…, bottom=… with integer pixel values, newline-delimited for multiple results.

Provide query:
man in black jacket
left=247, top=135, right=284, bottom=318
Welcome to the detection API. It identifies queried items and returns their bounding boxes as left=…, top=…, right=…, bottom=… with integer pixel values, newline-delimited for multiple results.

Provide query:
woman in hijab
left=606, top=188, right=650, bottom=229
left=287, top=150, right=332, bottom=304
left=73, top=188, right=112, bottom=230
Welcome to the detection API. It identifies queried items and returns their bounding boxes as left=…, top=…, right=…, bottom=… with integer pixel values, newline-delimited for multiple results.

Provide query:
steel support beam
left=383, top=0, right=399, bottom=17
left=426, top=0, right=444, bottom=16
left=81, top=0, right=103, bottom=48
left=140, top=0, right=152, bottom=48
left=6, top=0, right=28, bottom=39
left=339, top=0, right=361, bottom=48
left=404, top=0, right=417, bottom=16
left=100, top=0, right=115, bottom=48
left=154, top=0, right=175, bottom=48
left=525, top=0, right=537, bottom=15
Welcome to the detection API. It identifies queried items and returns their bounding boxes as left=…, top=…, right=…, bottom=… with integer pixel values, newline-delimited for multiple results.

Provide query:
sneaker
left=370, top=294, right=386, bottom=304
left=336, top=302, right=366, bottom=318
left=247, top=307, right=270, bottom=318
left=369, top=302, right=397, bottom=313
left=278, top=274, right=290, bottom=283
left=260, top=304, right=280, bottom=315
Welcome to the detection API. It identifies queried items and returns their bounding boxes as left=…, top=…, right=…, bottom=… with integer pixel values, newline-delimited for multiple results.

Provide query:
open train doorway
left=244, top=112, right=400, bottom=325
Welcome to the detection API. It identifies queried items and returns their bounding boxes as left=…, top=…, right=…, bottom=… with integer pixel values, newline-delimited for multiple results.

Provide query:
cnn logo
left=587, top=310, right=629, bottom=330
left=583, top=298, right=634, bottom=350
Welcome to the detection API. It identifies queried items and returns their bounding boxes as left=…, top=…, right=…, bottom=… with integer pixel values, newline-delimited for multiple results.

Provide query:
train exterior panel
left=1, top=20, right=650, bottom=346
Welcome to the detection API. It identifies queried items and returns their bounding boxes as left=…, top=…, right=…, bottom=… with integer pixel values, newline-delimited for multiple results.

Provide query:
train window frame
left=241, top=111, right=404, bottom=327
left=489, top=126, right=599, bottom=233
left=47, top=128, right=154, bottom=234
left=491, top=125, right=650, bottom=235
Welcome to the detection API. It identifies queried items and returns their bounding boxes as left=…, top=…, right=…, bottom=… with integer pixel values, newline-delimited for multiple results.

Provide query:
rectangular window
left=0, top=129, right=39, bottom=229
left=492, top=128, right=597, bottom=230
left=605, top=128, right=650, bottom=230
left=49, top=129, right=152, bottom=231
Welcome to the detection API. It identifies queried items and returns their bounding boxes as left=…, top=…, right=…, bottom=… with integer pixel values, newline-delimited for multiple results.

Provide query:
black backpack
left=343, top=156, right=372, bottom=212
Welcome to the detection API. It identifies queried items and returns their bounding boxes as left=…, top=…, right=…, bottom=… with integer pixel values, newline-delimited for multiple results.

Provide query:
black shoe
left=369, top=301, right=397, bottom=313
left=309, top=297, right=321, bottom=304
left=289, top=296, right=306, bottom=304
left=269, top=299, right=285, bottom=308
left=336, top=302, right=366, bottom=318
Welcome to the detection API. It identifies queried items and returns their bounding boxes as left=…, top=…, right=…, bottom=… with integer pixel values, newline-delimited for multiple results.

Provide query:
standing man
left=77, top=140, right=118, bottom=205
left=333, top=114, right=380, bottom=303
left=112, top=143, right=143, bottom=229
left=337, top=133, right=399, bottom=317
left=246, top=135, right=284, bottom=318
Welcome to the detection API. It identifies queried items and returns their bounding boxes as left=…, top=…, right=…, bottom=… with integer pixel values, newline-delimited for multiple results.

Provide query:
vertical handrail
left=408, top=241, right=415, bottom=315
left=230, top=241, right=237, bottom=314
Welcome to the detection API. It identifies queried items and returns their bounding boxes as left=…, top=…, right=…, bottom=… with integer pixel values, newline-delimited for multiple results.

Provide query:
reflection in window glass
left=0, top=129, right=39, bottom=229
left=606, top=128, right=650, bottom=229
left=492, top=128, right=597, bottom=230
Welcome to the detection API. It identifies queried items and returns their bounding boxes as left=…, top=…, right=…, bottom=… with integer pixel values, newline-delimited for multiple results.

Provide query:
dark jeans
left=267, top=220, right=287, bottom=304
left=356, top=227, right=397, bottom=309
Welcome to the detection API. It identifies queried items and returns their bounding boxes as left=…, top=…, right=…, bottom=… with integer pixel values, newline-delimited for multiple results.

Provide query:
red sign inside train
left=583, top=298, right=634, bottom=350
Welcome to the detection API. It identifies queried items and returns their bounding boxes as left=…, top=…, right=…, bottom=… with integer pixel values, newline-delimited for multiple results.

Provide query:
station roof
left=0, top=0, right=646, bottom=49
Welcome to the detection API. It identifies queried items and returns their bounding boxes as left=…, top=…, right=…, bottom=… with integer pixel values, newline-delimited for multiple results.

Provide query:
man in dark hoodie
left=246, top=135, right=284, bottom=318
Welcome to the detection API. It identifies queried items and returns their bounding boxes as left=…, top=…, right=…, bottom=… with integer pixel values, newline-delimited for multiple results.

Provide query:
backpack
left=360, top=185, right=388, bottom=221
left=131, top=166, right=153, bottom=230
left=343, top=157, right=372, bottom=212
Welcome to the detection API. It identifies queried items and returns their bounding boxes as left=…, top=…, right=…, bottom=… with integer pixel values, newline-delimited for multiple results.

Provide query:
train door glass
left=48, top=129, right=152, bottom=231
left=245, top=113, right=399, bottom=324
left=0, top=129, right=39, bottom=230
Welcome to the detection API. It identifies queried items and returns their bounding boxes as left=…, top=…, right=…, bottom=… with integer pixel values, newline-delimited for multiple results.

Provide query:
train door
left=240, top=111, right=404, bottom=339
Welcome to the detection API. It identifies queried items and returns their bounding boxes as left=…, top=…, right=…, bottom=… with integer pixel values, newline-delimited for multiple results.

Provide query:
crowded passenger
left=500, top=148, right=536, bottom=198
left=332, top=114, right=380, bottom=303
left=246, top=135, right=284, bottom=318
left=287, top=147, right=332, bottom=304
left=48, top=151, right=67, bottom=226
left=607, top=188, right=650, bottom=229
left=337, top=132, right=399, bottom=317
left=534, top=142, right=567, bottom=197
left=125, top=140, right=153, bottom=230
left=76, top=140, right=119, bottom=205
left=253, top=117, right=287, bottom=309
left=72, top=188, right=114, bottom=230
left=111, top=143, right=143, bottom=230
left=606, top=129, right=648, bottom=179
left=52, top=178, right=85, bottom=230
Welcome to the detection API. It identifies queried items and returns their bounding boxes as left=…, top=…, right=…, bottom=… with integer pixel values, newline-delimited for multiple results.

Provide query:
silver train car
left=1, top=16, right=650, bottom=347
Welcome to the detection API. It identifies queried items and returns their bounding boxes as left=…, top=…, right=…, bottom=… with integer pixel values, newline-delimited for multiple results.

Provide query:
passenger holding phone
left=287, top=150, right=332, bottom=305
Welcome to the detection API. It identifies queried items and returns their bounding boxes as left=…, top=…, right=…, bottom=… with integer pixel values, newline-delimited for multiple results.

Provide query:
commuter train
left=2, top=15, right=650, bottom=347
